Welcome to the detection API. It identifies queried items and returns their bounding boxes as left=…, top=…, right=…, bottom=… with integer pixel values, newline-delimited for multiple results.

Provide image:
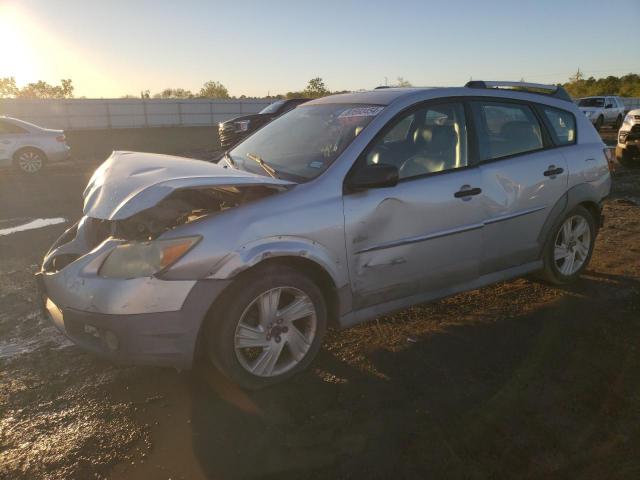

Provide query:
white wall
left=0, top=98, right=274, bottom=130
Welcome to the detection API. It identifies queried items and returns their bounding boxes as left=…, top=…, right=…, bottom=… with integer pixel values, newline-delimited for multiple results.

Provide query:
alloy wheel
left=554, top=215, right=591, bottom=276
left=18, top=151, right=43, bottom=173
left=234, top=286, right=317, bottom=377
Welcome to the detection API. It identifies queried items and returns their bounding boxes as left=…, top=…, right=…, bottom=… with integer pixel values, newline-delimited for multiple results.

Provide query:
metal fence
left=622, top=98, right=640, bottom=110
left=0, top=98, right=273, bottom=130
left=2, top=96, right=639, bottom=131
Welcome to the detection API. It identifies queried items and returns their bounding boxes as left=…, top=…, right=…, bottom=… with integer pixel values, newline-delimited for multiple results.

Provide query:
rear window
left=541, top=107, right=576, bottom=146
left=578, top=98, right=604, bottom=108
left=471, top=101, right=543, bottom=160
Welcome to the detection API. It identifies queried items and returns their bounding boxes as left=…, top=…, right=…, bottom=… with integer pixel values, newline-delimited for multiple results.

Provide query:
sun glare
left=0, top=5, right=39, bottom=81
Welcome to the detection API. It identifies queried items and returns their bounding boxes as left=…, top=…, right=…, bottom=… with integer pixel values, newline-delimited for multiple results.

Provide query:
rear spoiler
left=465, top=80, right=573, bottom=103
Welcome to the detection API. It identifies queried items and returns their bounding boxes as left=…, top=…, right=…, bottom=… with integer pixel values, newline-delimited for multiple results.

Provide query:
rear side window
left=471, top=101, right=543, bottom=160
left=0, top=121, right=28, bottom=134
left=541, top=107, right=576, bottom=146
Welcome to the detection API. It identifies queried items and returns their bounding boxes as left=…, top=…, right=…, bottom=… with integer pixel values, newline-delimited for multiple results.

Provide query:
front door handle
left=454, top=185, right=482, bottom=198
left=544, top=165, right=564, bottom=177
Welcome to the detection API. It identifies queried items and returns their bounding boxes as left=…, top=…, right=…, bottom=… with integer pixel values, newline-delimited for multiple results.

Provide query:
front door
left=344, top=101, right=485, bottom=309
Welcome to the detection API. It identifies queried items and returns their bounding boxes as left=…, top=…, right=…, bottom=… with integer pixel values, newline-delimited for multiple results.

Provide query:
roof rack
left=464, top=80, right=572, bottom=102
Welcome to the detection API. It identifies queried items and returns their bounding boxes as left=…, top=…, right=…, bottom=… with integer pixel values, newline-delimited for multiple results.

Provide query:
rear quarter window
left=541, top=107, right=576, bottom=146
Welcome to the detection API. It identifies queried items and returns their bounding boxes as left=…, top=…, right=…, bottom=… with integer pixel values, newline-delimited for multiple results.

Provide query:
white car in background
left=577, top=96, right=626, bottom=131
left=0, top=116, right=71, bottom=174
left=616, top=109, right=640, bottom=167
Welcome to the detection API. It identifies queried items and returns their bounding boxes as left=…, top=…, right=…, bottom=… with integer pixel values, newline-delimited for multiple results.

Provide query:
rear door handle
left=543, top=166, right=564, bottom=177
left=454, top=185, right=482, bottom=198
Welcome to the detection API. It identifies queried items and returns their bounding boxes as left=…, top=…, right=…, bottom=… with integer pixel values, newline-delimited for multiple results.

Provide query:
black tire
left=13, top=147, right=46, bottom=174
left=618, top=149, right=638, bottom=168
left=615, top=115, right=623, bottom=130
left=204, top=265, right=327, bottom=389
left=539, top=206, right=596, bottom=285
left=595, top=116, right=604, bottom=132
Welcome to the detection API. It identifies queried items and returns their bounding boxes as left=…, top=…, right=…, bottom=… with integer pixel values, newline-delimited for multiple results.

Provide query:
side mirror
left=347, top=163, right=399, bottom=191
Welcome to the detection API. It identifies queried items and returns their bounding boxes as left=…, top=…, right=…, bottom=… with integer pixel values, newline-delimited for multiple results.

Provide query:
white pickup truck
left=578, top=96, right=626, bottom=131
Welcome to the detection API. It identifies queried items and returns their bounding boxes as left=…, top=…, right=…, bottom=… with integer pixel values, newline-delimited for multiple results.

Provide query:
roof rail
left=464, top=80, right=572, bottom=102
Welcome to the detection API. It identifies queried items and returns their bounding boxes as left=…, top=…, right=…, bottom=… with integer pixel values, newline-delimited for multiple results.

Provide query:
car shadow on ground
left=181, top=273, right=640, bottom=479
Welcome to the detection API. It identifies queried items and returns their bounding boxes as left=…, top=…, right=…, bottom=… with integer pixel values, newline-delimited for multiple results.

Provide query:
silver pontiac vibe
left=38, top=82, right=611, bottom=389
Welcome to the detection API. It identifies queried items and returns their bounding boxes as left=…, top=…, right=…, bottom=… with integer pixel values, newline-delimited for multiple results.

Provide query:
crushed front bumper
left=36, top=272, right=230, bottom=369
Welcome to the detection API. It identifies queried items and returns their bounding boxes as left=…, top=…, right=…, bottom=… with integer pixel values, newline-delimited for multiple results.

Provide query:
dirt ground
left=1, top=130, right=639, bottom=479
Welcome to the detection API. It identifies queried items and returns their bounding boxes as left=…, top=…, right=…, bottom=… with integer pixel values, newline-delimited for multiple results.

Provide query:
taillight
left=604, top=147, right=615, bottom=172
left=56, top=135, right=66, bottom=143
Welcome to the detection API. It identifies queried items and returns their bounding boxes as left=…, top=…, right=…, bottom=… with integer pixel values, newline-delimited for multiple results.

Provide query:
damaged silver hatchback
left=39, top=82, right=611, bottom=389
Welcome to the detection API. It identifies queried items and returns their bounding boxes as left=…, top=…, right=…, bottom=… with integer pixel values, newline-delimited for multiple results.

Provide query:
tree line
left=562, top=71, right=640, bottom=98
left=4, top=73, right=637, bottom=100
left=0, top=76, right=412, bottom=100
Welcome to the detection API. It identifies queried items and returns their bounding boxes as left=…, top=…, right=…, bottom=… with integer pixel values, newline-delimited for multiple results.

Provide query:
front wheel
left=615, top=115, right=623, bottom=130
left=595, top=116, right=604, bottom=132
left=539, top=206, right=596, bottom=285
left=205, top=265, right=327, bottom=389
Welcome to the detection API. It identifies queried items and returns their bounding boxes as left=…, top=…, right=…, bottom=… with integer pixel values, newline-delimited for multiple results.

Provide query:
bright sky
left=1, top=0, right=638, bottom=98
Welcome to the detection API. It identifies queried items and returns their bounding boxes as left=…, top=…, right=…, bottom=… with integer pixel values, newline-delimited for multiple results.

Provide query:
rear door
left=471, top=100, right=569, bottom=274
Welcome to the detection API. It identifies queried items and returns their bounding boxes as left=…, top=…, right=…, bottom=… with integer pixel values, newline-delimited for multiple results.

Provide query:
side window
left=541, top=107, right=576, bottom=146
left=0, top=121, right=27, bottom=134
left=383, top=114, right=414, bottom=143
left=471, top=101, right=543, bottom=160
left=366, top=102, right=468, bottom=179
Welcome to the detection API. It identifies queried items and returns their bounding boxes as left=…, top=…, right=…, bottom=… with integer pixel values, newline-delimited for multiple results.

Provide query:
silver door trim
left=355, top=222, right=484, bottom=254
left=483, top=205, right=547, bottom=225
left=355, top=205, right=547, bottom=254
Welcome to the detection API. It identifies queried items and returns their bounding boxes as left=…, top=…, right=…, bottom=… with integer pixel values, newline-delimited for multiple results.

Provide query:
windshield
left=259, top=100, right=286, bottom=114
left=579, top=97, right=604, bottom=107
left=229, top=103, right=384, bottom=180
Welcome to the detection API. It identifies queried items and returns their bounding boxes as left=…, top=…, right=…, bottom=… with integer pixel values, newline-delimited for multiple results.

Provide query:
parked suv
left=616, top=109, right=640, bottom=167
left=38, top=81, right=611, bottom=389
left=218, top=98, right=308, bottom=149
left=577, top=96, right=626, bottom=130
left=0, top=116, right=70, bottom=173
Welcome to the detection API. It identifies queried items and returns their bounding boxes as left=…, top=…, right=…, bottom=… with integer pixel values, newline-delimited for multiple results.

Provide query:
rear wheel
left=205, top=265, right=327, bottom=389
left=618, top=149, right=639, bottom=168
left=539, top=206, right=596, bottom=285
left=14, top=148, right=46, bottom=174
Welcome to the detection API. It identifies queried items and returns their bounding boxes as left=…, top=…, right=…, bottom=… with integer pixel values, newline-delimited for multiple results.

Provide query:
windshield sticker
left=338, top=106, right=384, bottom=119
left=308, top=161, right=324, bottom=169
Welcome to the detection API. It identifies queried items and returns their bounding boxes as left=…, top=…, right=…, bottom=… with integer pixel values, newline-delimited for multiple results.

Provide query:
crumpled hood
left=83, top=151, right=294, bottom=220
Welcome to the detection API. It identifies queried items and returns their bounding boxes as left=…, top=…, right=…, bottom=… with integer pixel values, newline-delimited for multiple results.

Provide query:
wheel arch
left=537, top=183, right=605, bottom=256
left=192, top=254, right=343, bottom=366
left=13, top=145, right=48, bottom=162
